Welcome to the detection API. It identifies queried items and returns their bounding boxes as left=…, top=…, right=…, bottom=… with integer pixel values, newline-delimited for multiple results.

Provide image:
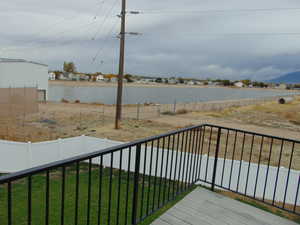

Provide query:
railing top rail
left=203, top=123, right=300, bottom=144
left=0, top=124, right=202, bottom=184
left=0, top=123, right=299, bottom=184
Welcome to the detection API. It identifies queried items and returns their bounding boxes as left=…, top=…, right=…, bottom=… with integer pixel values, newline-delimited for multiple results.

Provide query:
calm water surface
left=48, top=85, right=294, bottom=104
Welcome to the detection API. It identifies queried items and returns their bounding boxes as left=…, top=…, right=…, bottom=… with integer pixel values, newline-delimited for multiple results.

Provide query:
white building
left=186, top=81, right=195, bottom=85
left=48, top=72, right=56, bottom=80
left=0, top=58, right=48, bottom=98
left=168, top=78, right=178, bottom=84
left=234, top=81, right=244, bottom=88
left=96, top=74, right=104, bottom=81
left=278, top=83, right=288, bottom=89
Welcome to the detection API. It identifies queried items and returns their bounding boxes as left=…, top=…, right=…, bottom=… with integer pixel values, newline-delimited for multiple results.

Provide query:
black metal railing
left=197, top=125, right=300, bottom=216
left=0, top=124, right=299, bottom=225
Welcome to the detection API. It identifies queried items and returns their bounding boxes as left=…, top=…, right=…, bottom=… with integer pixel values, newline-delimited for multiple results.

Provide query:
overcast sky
left=1, top=0, right=300, bottom=80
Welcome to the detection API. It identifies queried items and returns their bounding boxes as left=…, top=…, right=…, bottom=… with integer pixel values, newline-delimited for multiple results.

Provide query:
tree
left=252, top=81, right=267, bottom=88
left=242, top=79, right=251, bottom=86
left=63, top=62, right=77, bottom=73
left=53, top=70, right=62, bottom=80
left=178, top=77, right=185, bottom=84
left=294, top=84, right=300, bottom=89
left=155, top=77, right=163, bottom=83
left=222, top=80, right=232, bottom=86
left=124, top=74, right=134, bottom=82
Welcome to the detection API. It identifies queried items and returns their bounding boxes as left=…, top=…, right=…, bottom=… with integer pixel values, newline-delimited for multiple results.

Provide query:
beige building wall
left=0, top=87, right=38, bottom=116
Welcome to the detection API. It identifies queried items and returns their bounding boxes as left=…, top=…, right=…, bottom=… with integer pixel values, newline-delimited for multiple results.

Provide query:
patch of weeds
left=176, top=109, right=188, bottom=115
left=290, top=120, right=300, bottom=125
left=161, top=111, right=176, bottom=116
left=40, top=119, right=57, bottom=125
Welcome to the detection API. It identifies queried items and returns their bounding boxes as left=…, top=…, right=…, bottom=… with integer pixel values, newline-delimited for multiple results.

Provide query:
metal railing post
left=211, top=127, right=221, bottom=191
left=132, top=143, right=142, bottom=225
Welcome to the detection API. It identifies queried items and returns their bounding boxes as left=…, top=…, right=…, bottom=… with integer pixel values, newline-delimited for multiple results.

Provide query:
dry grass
left=0, top=102, right=178, bottom=143
left=204, top=96, right=300, bottom=132
left=0, top=100, right=299, bottom=169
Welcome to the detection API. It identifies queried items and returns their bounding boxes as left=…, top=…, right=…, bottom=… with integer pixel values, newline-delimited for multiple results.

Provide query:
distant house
left=139, top=78, right=155, bottom=84
left=195, top=81, right=204, bottom=85
left=110, top=77, right=118, bottom=82
left=168, top=78, right=178, bottom=84
left=57, top=73, right=66, bottom=80
left=80, top=74, right=89, bottom=81
left=69, top=73, right=79, bottom=81
left=162, top=78, right=169, bottom=84
left=234, top=81, right=244, bottom=88
left=186, top=81, right=195, bottom=85
left=278, top=83, right=287, bottom=89
left=96, top=74, right=104, bottom=81
left=266, top=83, right=276, bottom=88
left=48, top=72, right=56, bottom=80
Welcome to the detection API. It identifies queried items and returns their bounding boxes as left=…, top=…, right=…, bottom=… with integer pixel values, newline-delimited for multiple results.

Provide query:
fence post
left=137, top=103, right=140, bottom=120
left=102, top=106, right=105, bottom=125
left=58, top=138, right=63, bottom=160
left=157, top=105, right=161, bottom=117
left=132, top=143, right=141, bottom=225
left=173, top=100, right=176, bottom=113
left=211, top=128, right=221, bottom=191
left=27, top=141, right=33, bottom=168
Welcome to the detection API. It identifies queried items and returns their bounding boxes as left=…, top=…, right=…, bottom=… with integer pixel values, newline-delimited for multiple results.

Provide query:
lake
left=48, top=85, right=295, bottom=104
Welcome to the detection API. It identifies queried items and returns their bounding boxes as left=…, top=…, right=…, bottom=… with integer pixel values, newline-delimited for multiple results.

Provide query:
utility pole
left=115, top=0, right=126, bottom=129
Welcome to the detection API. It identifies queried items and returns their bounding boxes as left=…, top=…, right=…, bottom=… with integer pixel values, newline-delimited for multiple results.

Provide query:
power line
left=182, top=32, right=300, bottom=36
left=91, top=18, right=120, bottom=64
left=0, top=1, right=109, bottom=54
left=1, top=19, right=100, bottom=51
left=138, top=7, right=300, bottom=15
left=91, top=0, right=119, bottom=40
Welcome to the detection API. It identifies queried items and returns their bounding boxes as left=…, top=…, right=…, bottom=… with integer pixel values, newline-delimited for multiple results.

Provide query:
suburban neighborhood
left=48, top=62, right=298, bottom=90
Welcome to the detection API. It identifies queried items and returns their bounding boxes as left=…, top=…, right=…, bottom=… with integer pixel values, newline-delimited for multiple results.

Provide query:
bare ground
left=0, top=97, right=299, bottom=142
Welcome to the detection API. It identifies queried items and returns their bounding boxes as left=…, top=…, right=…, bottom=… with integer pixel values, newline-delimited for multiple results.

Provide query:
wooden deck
left=151, top=188, right=298, bottom=225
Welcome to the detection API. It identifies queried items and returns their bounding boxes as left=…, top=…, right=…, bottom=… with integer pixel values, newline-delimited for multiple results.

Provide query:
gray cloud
left=1, top=0, right=300, bottom=80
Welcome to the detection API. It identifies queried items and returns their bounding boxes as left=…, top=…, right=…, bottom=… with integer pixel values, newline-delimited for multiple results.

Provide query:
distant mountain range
left=269, top=71, right=300, bottom=84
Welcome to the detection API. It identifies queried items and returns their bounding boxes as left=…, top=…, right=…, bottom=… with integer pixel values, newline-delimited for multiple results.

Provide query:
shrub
left=61, top=98, right=69, bottom=103
left=161, top=111, right=176, bottom=116
left=176, top=109, right=188, bottom=114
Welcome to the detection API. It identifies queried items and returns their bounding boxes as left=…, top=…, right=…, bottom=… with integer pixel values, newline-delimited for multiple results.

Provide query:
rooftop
left=0, top=58, right=48, bottom=67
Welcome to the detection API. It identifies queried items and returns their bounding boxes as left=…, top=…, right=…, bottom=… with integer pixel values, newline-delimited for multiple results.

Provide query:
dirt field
left=0, top=97, right=299, bottom=169
left=0, top=96, right=299, bottom=142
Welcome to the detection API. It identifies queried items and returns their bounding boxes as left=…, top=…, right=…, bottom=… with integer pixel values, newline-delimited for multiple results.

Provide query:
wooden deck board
left=151, top=188, right=298, bottom=225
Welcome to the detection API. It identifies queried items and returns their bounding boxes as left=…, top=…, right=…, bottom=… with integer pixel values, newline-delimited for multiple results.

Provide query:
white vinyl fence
left=0, top=136, right=123, bottom=173
left=0, top=136, right=299, bottom=205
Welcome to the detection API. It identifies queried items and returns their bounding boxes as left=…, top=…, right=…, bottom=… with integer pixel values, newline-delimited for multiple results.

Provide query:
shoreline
left=48, top=94, right=300, bottom=108
left=49, top=80, right=300, bottom=92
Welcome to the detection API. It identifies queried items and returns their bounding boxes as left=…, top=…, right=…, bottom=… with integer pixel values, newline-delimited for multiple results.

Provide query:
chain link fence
left=121, top=94, right=299, bottom=120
